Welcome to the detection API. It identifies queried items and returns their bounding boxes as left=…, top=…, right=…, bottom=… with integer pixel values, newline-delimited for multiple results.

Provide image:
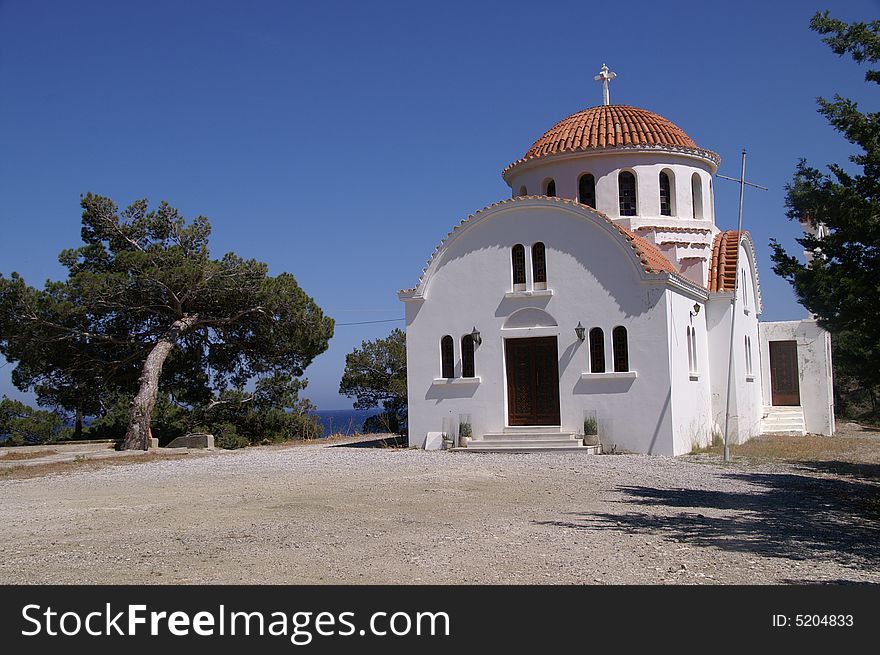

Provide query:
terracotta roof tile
left=528, top=105, right=696, bottom=155
left=618, top=228, right=679, bottom=275
left=503, top=105, right=720, bottom=179
left=709, top=230, right=740, bottom=292
left=708, top=230, right=762, bottom=303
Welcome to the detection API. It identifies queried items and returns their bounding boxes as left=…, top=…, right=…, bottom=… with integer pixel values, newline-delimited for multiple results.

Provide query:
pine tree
left=0, top=194, right=334, bottom=449
left=770, top=12, right=880, bottom=404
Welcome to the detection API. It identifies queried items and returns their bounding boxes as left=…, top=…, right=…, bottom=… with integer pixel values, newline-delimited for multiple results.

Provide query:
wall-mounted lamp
left=690, top=303, right=701, bottom=318
left=575, top=321, right=586, bottom=342
left=470, top=326, right=482, bottom=346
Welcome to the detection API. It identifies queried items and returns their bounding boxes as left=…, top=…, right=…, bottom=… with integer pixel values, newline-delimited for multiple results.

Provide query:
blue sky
left=0, top=0, right=877, bottom=410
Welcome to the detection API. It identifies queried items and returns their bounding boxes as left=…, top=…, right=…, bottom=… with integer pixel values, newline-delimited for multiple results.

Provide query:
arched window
left=659, top=171, right=673, bottom=216
left=687, top=327, right=694, bottom=374
left=691, top=328, right=698, bottom=373
left=709, top=178, right=714, bottom=220
left=578, top=173, right=596, bottom=207
left=745, top=336, right=753, bottom=376
left=618, top=171, right=637, bottom=216
left=440, top=336, right=454, bottom=379
left=742, top=268, right=748, bottom=307
left=612, top=326, right=629, bottom=372
left=518, top=185, right=527, bottom=197
left=589, top=328, right=605, bottom=373
left=691, top=173, right=703, bottom=219
left=512, top=244, right=526, bottom=290
left=545, top=179, right=556, bottom=197
left=461, top=334, right=475, bottom=378
left=532, top=242, right=547, bottom=290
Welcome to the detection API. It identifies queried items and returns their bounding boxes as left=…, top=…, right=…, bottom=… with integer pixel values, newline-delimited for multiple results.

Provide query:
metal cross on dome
left=594, top=64, right=617, bottom=106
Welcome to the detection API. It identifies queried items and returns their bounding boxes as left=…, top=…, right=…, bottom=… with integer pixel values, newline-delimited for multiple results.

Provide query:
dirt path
left=1, top=431, right=878, bottom=585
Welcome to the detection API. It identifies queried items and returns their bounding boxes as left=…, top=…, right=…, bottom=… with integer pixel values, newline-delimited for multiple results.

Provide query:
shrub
left=213, top=423, right=250, bottom=450
left=583, top=416, right=598, bottom=436
left=0, top=397, right=69, bottom=445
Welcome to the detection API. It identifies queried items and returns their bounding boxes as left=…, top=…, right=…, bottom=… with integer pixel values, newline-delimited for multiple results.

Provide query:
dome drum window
left=578, top=174, right=596, bottom=207
left=659, top=171, right=674, bottom=216
left=692, top=173, right=704, bottom=219
left=618, top=171, right=637, bottom=216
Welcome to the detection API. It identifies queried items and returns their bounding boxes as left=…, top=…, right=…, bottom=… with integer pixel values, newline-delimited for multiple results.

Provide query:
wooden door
left=769, top=340, right=800, bottom=406
left=505, top=337, right=561, bottom=426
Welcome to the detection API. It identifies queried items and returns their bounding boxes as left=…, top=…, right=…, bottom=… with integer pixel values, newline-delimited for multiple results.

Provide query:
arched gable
left=398, top=196, right=700, bottom=301
left=503, top=307, right=558, bottom=329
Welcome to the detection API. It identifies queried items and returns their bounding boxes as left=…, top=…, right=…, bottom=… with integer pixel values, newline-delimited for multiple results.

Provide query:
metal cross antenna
left=594, top=64, right=617, bottom=106
left=717, top=149, right=768, bottom=462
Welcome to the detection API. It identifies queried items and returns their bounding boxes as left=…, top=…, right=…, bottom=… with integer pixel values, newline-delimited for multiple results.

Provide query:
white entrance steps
left=457, top=427, right=601, bottom=453
left=760, top=406, right=806, bottom=435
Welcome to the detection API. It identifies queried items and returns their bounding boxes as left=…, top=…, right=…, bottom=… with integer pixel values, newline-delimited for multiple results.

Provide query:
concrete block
left=424, top=432, right=445, bottom=451
left=166, top=433, right=215, bottom=450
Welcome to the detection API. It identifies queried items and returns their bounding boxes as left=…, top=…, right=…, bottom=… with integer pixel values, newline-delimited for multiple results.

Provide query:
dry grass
left=691, top=426, right=880, bottom=467
left=0, top=452, right=191, bottom=481
left=734, top=434, right=880, bottom=463
left=0, top=449, right=59, bottom=461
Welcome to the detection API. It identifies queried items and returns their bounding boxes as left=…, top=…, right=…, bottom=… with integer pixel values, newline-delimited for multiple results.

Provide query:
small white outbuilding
left=399, top=76, right=834, bottom=455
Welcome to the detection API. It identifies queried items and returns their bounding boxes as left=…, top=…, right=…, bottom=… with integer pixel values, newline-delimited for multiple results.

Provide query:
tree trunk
left=74, top=407, right=83, bottom=440
left=121, top=315, right=199, bottom=450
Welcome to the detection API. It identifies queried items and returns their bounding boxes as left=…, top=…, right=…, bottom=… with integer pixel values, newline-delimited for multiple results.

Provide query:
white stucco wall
left=759, top=319, right=835, bottom=436
left=705, top=240, right=763, bottom=444
left=505, top=150, right=717, bottom=225
left=666, top=292, right=713, bottom=454
left=401, top=198, right=709, bottom=455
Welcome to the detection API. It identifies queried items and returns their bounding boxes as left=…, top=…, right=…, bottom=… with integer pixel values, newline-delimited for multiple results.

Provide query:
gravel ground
left=1, top=435, right=879, bottom=585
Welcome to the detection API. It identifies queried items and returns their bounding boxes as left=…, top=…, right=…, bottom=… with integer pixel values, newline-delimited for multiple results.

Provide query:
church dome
left=503, top=105, right=716, bottom=179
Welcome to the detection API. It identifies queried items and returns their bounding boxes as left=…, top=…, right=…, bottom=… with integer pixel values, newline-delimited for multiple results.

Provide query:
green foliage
left=362, top=411, right=401, bottom=434
left=0, top=273, right=114, bottom=437
left=339, top=328, right=407, bottom=434
left=458, top=422, right=472, bottom=440
left=0, top=396, right=70, bottom=446
left=0, top=195, right=334, bottom=447
left=211, top=423, right=250, bottom=450
left=88, top=393, right=191, bottom=445
left=770, top=12, right=880, bottom=406
left=85, top=395, right=134, bottom=441
left=583, top=416, right=598, bottom=436
left=87, top=375, right=324, bottom=447
left=194, top=374, right=323, bottom=445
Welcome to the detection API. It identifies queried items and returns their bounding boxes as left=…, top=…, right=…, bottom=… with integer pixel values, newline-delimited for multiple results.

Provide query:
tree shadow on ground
left=793, top=460, right=880, bottom=482
left=535, top=471, right=880, bottom=570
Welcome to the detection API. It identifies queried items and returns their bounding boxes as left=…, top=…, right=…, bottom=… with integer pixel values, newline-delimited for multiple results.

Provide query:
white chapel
left=399, top=66, right=835, bottom=455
